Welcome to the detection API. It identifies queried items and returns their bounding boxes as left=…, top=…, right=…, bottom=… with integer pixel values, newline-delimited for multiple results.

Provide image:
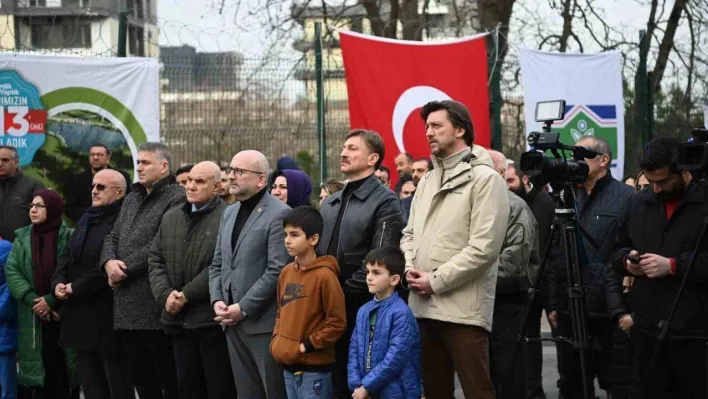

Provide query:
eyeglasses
left=227, top=167, right=265, bottom=177
left=91, top=183, right=122, bottom=191
left=29, top=203, right=46, bottom=210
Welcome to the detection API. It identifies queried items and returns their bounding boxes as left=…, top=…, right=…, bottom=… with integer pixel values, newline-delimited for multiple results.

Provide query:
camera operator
left=611, top=137, right=708, bottom=399
left=545, top=136, right=633, bottom=399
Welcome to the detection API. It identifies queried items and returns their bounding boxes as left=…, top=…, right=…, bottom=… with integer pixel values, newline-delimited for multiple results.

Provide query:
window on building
left=128, top=25, right=145, bottom=56
left=27, top=0, right=47, bottom=6
left=63, top=0, right=90, bottom=7
left=30, top=17, right=92, bottom=48
left=127, top=0, right=144, bottom=19
left=350, top=16, right=363, bottom=33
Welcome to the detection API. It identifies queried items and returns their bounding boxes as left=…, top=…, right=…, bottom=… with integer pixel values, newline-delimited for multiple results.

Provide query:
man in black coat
left=506, top=161, right=555, bottom=399
left=100, top=142, right=185, bottom=399
left=149, top=161, right=236, bottom=399
left=612, top=137, right=708, bottom=398
left=545, top=137, right=632, bottom=399
left=0, top=145, right=44, bottom=241
left=65, top=144, right=130, bottom=224
left=52, top=169, right=132, bottom=399
left=319, top=130, right=406, bottom=398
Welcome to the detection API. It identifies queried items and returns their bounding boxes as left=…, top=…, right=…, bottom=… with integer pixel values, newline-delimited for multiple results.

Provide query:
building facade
left=0, top=0, right=158, bottom=56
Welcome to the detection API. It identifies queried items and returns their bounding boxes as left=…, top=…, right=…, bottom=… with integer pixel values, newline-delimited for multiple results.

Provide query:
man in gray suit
left=209, top=150, right=291, bottom=399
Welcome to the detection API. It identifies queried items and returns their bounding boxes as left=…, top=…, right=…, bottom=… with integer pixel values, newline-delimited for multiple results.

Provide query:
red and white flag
left=340, top=31, right=490, bottom=186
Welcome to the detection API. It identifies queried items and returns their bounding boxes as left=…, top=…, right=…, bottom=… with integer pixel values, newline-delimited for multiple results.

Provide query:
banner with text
left=520, top=49, right=625, bottom=180
left=340, top=31, right=490, bottom=188
left=0, top=54, right=159, bottom=190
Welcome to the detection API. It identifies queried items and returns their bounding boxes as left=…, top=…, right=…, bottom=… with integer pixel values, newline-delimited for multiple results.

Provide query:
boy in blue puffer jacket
left=0, top=239, right=16, bottom=399
left=348, top=246, right=421, bottom=399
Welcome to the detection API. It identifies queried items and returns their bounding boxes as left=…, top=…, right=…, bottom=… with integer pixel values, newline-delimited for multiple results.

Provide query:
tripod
left=509, top=181, right=593, bottom=399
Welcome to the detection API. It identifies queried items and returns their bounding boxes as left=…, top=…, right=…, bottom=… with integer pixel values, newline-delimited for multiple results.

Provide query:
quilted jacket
left=348, top=292, right=421, bottom=399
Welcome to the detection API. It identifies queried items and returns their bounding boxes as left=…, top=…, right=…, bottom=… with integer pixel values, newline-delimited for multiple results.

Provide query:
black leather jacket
left=318, top=174, right=406, bottom=302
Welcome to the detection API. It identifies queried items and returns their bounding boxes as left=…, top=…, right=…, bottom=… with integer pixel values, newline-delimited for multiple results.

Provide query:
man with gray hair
left=0, top=145, right=44, bottom=241
left=101, top=142, right=185, bottom=399
left=210, top=150, right=291, bottom=399
left=545, top=136, right=632, bottom=398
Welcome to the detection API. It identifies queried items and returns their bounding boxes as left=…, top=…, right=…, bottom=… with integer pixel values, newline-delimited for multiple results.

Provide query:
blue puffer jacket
left=348, top=292, right=421, bottom=399
left=0, top=239, right=17, bottom=354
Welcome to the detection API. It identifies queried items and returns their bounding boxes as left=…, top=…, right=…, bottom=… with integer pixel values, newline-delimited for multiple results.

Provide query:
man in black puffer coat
left=149, top=161, right=236, bottom=399
left=545, top=136, right=633, bottom=399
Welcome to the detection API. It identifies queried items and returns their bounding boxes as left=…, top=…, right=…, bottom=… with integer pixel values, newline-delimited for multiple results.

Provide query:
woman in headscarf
left=5, top=189, right=77, bottom=398
left=270, top=169, right=313, bottom=208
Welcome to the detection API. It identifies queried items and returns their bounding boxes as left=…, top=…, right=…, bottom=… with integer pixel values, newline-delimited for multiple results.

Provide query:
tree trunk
left=652, top=0, right=688, bottom=93
left=384, top=0, right=399, bottom=38
left=558, top=0, right=574, bottom=52
left=361, top=0, right=386, bottom=37
left=477, top=0, right=516, bottom=75
left=401, top=0, right=422, bottom=40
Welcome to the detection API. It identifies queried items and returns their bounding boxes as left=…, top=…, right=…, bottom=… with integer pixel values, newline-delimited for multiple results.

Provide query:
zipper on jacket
left=378, top=221, right=386, bottom=247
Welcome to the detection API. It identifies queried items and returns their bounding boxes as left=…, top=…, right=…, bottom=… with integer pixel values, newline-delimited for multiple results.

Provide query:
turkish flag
left=340, top=31, right=490, bottom=188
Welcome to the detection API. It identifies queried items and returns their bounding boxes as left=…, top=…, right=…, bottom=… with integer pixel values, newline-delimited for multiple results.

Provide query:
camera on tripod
left=677, top=127, right=708, bottom=177
left=519, top=100, right=598, bottom=185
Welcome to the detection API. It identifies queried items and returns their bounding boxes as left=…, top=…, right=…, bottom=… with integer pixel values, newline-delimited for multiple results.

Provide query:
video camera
left=677, top=128, right=708, bottom=177
left=519, top=100, right=598, bottom=185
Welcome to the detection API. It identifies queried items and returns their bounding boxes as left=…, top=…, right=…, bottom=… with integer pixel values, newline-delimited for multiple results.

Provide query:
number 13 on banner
left=0, top=106, right=46, bottom=137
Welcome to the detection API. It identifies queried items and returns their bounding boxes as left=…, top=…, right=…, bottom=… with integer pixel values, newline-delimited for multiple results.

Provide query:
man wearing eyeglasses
left=545, top=136, right=633, bottom=399
left=52, top=169, right=133, bottom=399
left=209, top=150, right=291, bottom=399
left=0, top=145, right=44, bottom=242
left=100, top=142, right=185, bottom=399
left=65, top=143, right=131, bottom=224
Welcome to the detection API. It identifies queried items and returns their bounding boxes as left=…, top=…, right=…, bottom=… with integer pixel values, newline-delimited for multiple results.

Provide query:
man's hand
left=407, top=269, right=433, bottom=296
left=625, top=250, right=645, bottom=277
left=618, top=313, right=633, bottom=334
left=105, top=260, right=128, bottom=286
left=32, top=297, right=50, bottom=318
left=214, top=301, right=237, bottom=326
left=55, top=283, right=69, bottom=300
left=300, top=343, right=306, bottom=353
left=639, top=253, right=672, bottom=279
left=352, top=386, right=368, bottom=399
left=165, top=290, right=185, bottom=315
left=547, top=311, right=558, bottom=329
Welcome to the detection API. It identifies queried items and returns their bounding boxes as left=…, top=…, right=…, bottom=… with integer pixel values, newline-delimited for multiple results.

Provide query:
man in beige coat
left=401, top=100, right=510, bottom=399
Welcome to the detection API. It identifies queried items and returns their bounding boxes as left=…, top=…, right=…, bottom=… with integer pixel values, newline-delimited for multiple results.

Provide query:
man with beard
left=505, top=162, right=555, bottom=399
left=217, top=167, right=237, bottom=204
left=402, top=158, right=433, bottom=220
left=487, top=150, right=539, bottom=399
left=393, top=152, right=414, bottom=195
left=612, top=137, right=708, bottom=398
left=66, top=144, right=130, bottom=224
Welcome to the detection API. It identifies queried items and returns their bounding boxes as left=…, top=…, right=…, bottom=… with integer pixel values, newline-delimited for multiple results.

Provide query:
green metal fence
left=2, top=6, right=702, bottom=181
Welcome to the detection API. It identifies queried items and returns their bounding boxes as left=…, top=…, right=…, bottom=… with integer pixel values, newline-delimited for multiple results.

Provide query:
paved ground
left=452, top=314, right=608, bottom=399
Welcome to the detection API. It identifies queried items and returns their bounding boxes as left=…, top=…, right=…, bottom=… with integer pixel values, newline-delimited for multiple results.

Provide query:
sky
left=158, top=0, right=658, bottom=56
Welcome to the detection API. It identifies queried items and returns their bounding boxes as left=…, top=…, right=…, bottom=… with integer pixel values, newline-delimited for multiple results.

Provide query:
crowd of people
left=0, top=98, right=705, bottom=399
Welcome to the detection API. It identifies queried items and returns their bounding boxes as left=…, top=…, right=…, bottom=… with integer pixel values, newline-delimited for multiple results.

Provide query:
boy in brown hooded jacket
left=270, top=206, right=347, bottom=399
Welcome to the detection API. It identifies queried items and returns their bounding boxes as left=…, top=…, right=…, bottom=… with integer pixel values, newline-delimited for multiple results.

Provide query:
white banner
left=520, top=49, right=625, bottom=180
left=0, top=54, right=159, bottom=189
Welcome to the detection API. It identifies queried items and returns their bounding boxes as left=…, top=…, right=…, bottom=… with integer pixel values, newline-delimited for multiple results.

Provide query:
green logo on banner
left=552, top=105, right=618, bottom=161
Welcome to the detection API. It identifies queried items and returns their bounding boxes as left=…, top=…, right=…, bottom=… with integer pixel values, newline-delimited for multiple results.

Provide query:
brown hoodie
left=269, top=255, right=347, bottom=371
